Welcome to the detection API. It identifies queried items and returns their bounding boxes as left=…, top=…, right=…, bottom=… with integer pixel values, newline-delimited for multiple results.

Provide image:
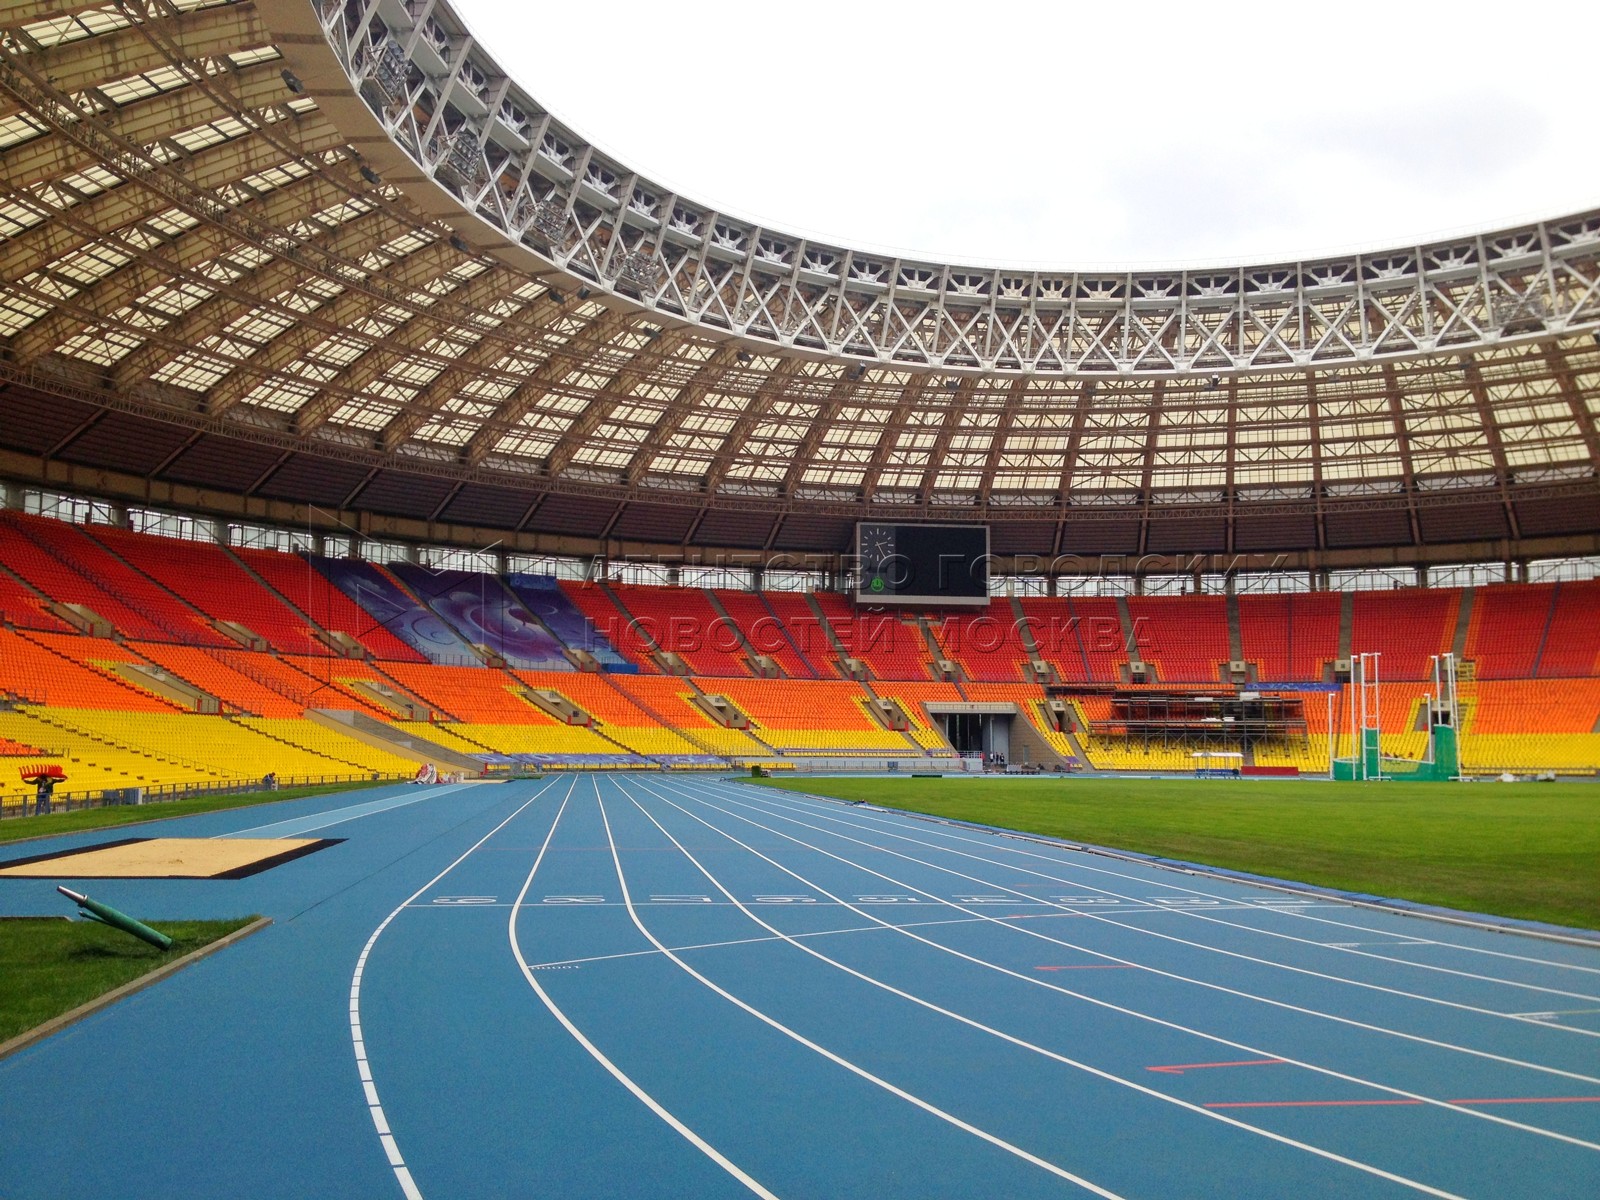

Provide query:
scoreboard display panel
left=854, top=522, right=989, bottom=607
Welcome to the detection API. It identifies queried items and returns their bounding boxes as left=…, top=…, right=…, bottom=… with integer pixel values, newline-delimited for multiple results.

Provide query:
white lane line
left=351, top=777, right=557, bottom=1200
left=796, top=803, right=1600, bottom=1004
left=507, top=778, right=779, bottom=1200
left=717, top=784, right=1600, bottom=1090
left=524, top=913, right=1020, bottom=969
left=618, top=777, right=1473, bottom=1200
left=658, top=779, right=1600, bottom=1153
left=774, top=789, right=1600, bottom=976
left=225, top=782, right=482, bottom=839
left=597, top=781, right=1128, bottom=1200
left=747, top=788, right=1600, bottom=1039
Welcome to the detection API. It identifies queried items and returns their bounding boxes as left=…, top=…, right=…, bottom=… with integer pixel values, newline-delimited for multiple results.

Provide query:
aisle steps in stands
left=1452, top=588, right=1474, bottom=660
left=306, top=710, right=480, bottom=772
left=225, top=546, right=357, bottom=659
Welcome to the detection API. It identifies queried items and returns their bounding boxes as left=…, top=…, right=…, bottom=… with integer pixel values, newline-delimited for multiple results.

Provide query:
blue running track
left=2, top=774, right=1598, bottom=1198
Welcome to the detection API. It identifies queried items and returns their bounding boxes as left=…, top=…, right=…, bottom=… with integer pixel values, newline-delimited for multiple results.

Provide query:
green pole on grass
left=56, top=886, right=173, bottom=951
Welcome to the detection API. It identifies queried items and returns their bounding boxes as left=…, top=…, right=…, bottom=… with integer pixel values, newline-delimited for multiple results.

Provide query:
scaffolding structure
left=1051, top=686, right=1311, bottom=755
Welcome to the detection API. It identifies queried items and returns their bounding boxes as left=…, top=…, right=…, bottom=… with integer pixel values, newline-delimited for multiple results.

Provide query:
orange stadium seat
left=232, top=547, right=427, bottom=662
left=85, top=526, right=329, bottom=656
left=1350, top=588, right=1460, bottom=681
left=609, top=586, right=751, bottom=677
left=0, top=511, right=223, bottom=644
left=812, top=593, right=934, bottom=681
left=714, top=590, right=820, bottom=678
left=558, top=581, right=659, bottom=672
left=1128, top=595, right=1230, bottom=684
left=1537, top=579, right=1600, bottom=678
left=927, top=601, right=1031, bottom=682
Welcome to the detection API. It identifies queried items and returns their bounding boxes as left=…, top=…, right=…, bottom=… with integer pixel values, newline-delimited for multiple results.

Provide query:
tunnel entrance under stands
left=941, top=712, right=1010, bottom=758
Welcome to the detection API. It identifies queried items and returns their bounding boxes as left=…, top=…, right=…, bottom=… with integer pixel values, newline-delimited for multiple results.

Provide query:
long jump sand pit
left=0, top=837, right=341, bottom=880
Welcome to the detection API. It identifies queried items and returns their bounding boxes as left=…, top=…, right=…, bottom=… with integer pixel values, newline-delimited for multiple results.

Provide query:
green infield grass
left=754, top=776, right=1600, bottom=931
left=0, top=916, right=257, bottom=1044
left=0, top=778, right=393, bottom=846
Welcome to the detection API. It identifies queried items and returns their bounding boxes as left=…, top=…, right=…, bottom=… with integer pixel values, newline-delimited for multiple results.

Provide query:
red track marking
left=1147, top=1059, right=1284, bottom=1075
left=1033, top=964, right=1138, bottom=972
left=1205, top=1096, right=1600, bottom=1109
left=1207, top=1100, right=1420, bottom=1109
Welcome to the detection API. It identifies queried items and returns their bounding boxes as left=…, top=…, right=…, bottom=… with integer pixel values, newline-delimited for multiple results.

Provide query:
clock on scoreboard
left=854, top=522, right=989, bottom=607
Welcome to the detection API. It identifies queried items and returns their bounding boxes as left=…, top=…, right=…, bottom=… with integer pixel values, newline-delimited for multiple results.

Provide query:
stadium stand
left=559, top=581, right=660, bottom=672
left=813, top=592, right=934, bottom=681
left=760, top=592, right=843, bottom=677
left=927, top=601, right=1031, bottom=682
left=377, top=662, right=525, bottom=723
left=1128, top=595, right=1230, bottom=683
left=505, top=576, right=632, bottom=671
left=310, top=558, right=475, bottom=664
left=130, top=643, right=303, bottom=718
left=0, top=559, right=70, bottom=632
left=1066, top=597, right=1130, bottom=683
left=514, top=671, right=711, bottom=757
left=1236, top=594, right=1294, bottom=681
left=0, top=629, right=176, bottom=711
left=612, top=676, right=772, bottom=758
left=1536, top=579, right=1600, bottom=678
left=1464, top=583, right=1555, bottom=680
left=388, top=565, right=572, bottom=670
left=713, top=590, right=820, bottom=678
left=86, top=525, right=328, bottom=655
left=710, top=678, right=915, bottom=754
left=1, top=518, right=141, bottom=640
left=0, top=512, right=223, bottom=644
left=609, top=586, right=751, bottom=677
left=867, top=681, right=964, bottom=751
left=2, top=508, right=1597, bottom=787
left=1350, top=588, right=1460, bottom=681
left=281, top=655, right=430, bottom=719
left=1017, top=597, right=1090, bottom=682
left=234, top=547, right=426, bottom=662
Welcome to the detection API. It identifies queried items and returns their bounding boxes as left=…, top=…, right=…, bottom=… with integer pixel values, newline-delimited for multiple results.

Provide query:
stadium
left=1, top=1, right=1598, bottom=1196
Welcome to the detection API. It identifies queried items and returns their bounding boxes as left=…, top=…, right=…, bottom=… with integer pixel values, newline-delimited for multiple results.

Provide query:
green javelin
left=57, top=886, right=173, bottom=951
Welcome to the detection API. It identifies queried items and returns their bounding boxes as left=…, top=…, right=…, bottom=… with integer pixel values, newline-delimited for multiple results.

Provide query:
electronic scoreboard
left=854, top=522, right=989, bottom=607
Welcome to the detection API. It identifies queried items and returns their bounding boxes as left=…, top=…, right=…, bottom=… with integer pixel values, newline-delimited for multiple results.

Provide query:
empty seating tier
left=812, top=592, right=934, bottom=681
left=0, top=512, right=222, bottom=644
left=1128, top=595, right=1230, bottom=684
left=1351, top=588, right=1460, bottom=681
left=928, top=601, right=1031, bottom=682
left=1537, top=580, right=1600, bottom=678
left=609, top=586, right=751, bottom=677
left=87, top=526, right=327, bottom=655
left=558, top=582, right=659, bottom=673
left=709, top=678, right=913, bottom=754
left=378, top=662, right=551, bottom=724
left=714, top=590, right=819, bottom=678
left=0, top=629, right=176, bottom=711
left=234, top=548, right=425, bottom=662
left=2, top=509, right=1597, bottom=781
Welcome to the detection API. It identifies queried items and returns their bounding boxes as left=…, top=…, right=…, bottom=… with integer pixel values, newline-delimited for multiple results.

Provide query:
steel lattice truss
left=1, top=0, right=1598, bottom=535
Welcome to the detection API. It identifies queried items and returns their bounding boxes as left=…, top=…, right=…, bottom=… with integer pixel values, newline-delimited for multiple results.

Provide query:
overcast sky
left=453, top=0, right=1600, bottom=269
